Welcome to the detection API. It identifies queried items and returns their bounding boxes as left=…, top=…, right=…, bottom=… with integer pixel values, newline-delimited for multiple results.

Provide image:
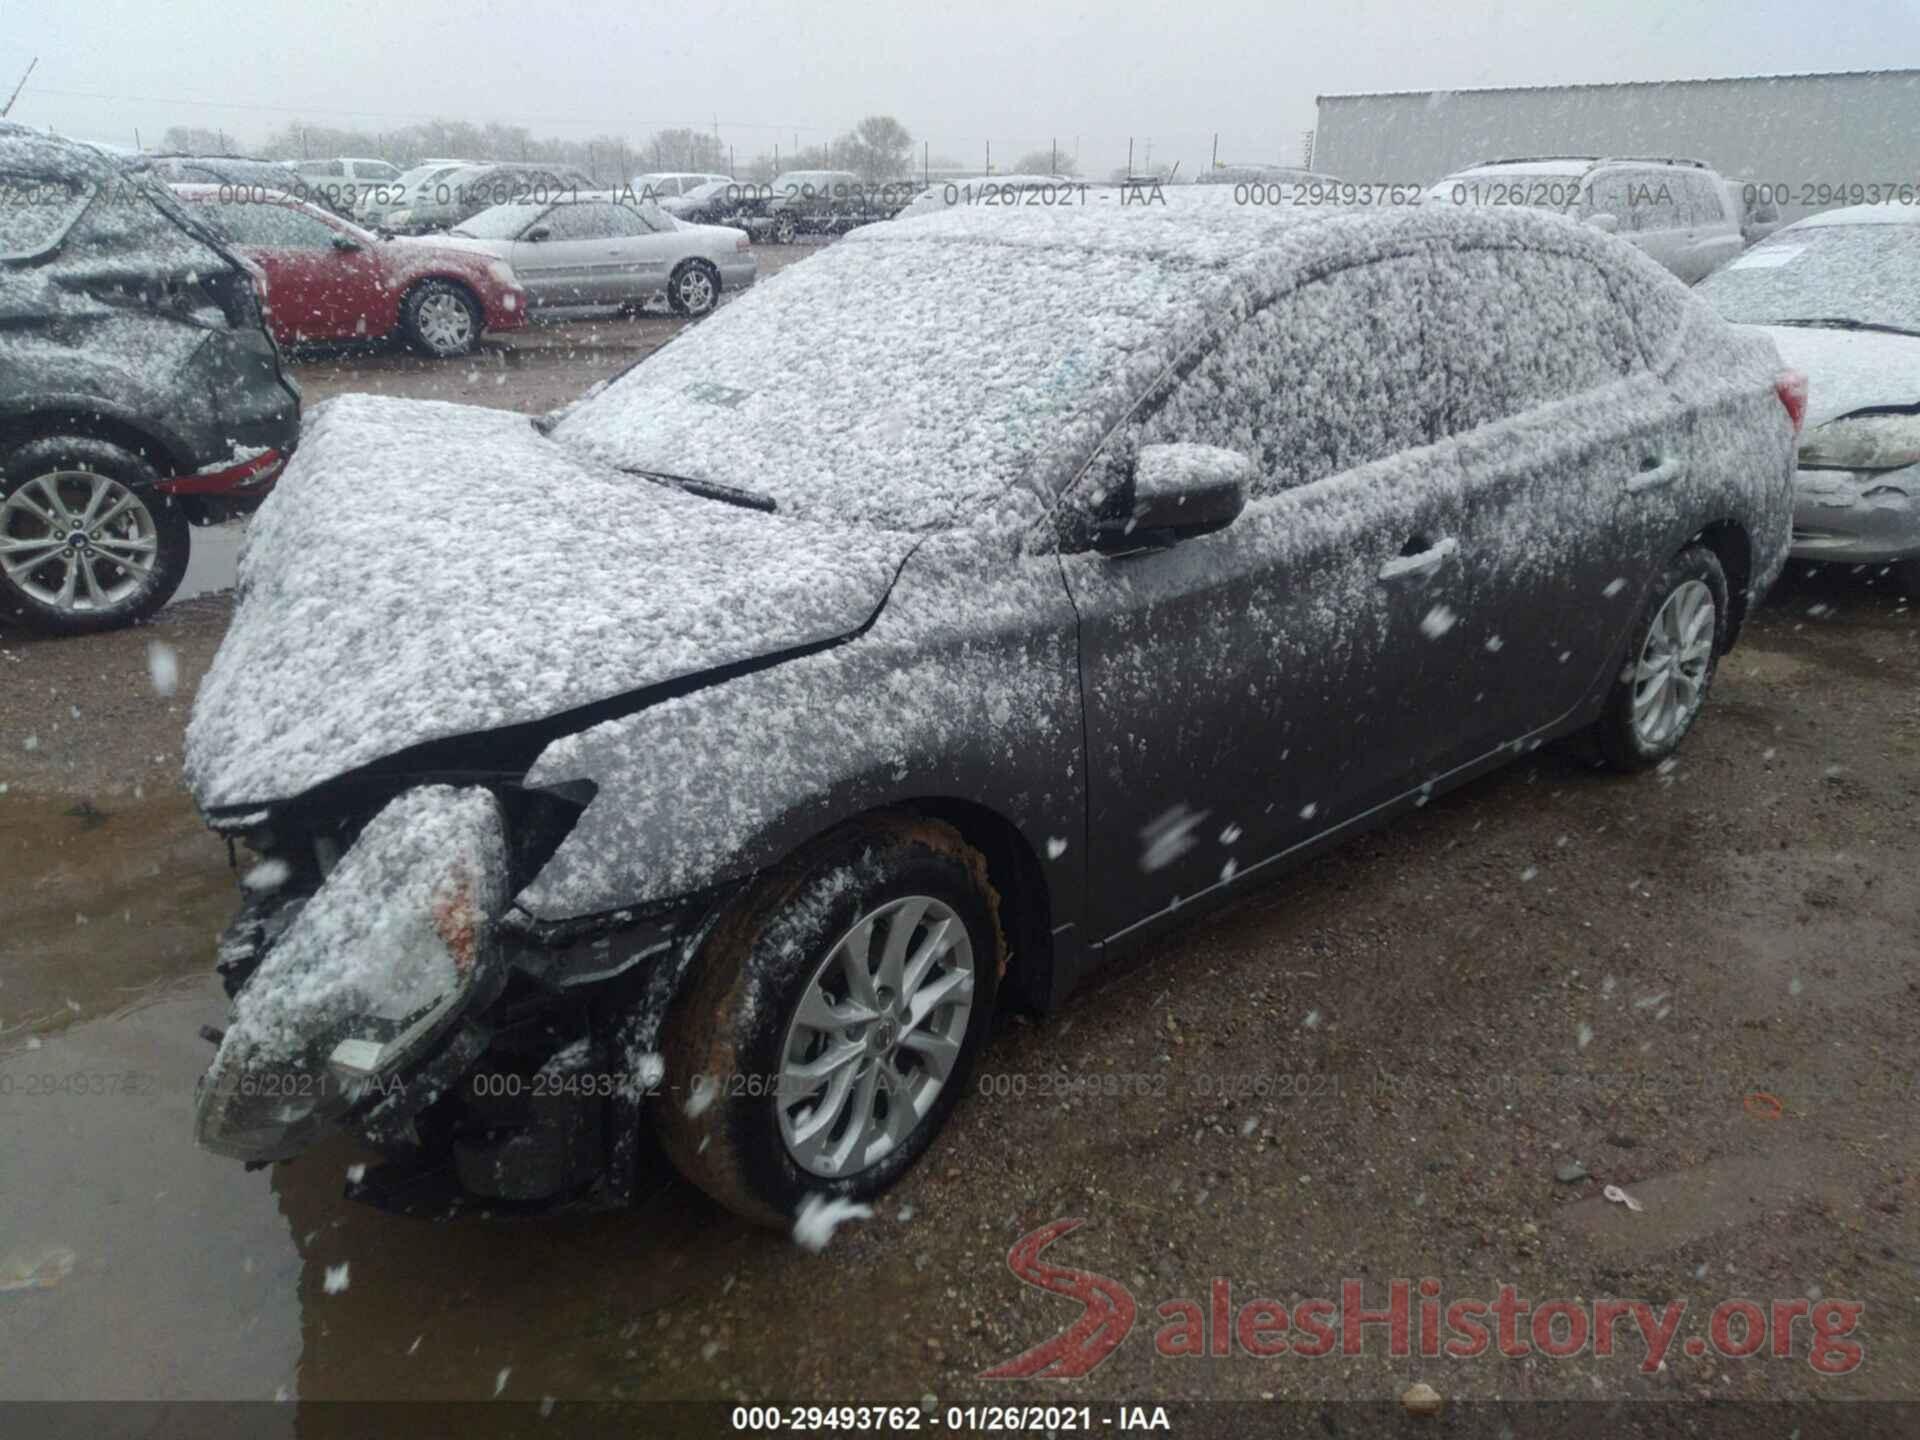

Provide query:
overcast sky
left=5, top=0, right=1916, bottom=175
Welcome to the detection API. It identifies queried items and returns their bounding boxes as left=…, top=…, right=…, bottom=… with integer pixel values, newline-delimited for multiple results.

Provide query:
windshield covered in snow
left=551, top=222, right=1208, bottom=535
left=1696, top=222, right=1920, bottom=333
left=450, top=201, right=544, bottom=239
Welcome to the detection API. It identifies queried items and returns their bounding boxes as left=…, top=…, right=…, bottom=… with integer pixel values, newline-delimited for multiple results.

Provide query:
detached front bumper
left=1790, top=466, right=1920, bottom=565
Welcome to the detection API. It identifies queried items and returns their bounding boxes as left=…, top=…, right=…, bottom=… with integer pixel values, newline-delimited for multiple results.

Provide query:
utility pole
left=1051, top=138, right=1056, bottom=173
left=984, top=139, right=990, bottom=174
left=1, top=57, right=37, bottom=120
left=1211, top=132, right=1217, bottom=172
left=1127, top=138, right=1133, bottom=179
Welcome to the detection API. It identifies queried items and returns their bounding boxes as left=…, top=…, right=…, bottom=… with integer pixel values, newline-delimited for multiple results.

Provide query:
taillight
left=1776, top=370, right=1808, bottom=436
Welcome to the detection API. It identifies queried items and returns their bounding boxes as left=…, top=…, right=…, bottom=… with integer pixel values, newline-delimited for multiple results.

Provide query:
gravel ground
left=0, top=266, right=1915, bottom=1428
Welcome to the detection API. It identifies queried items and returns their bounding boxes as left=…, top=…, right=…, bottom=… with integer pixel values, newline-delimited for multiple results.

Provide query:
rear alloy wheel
left=0, top=437, right=189, bottom=636
left=656, top=816, right=1002, bottom=1227
left=1595, top=545, right=1729, bottom=770
left=667, top=259, right=720, bottom=317
left=400, top=279, right=481, bottom=358
left=772, top=211, right=798, bottom=245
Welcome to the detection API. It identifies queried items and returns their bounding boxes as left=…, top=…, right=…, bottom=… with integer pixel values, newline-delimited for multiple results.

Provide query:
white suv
left=1427, top=156, right=1745, bottom=283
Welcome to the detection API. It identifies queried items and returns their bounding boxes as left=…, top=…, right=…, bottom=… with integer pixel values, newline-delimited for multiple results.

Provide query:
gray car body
left=186, top=198, right=1793, bottom=1203
left=0, top=126, right=301, bottom=492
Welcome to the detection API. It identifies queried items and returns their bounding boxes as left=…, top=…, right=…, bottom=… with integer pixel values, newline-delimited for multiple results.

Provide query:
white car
left=896, top=174, right=1080, bottom=219
left=354, top=160, right=476, bottom=225
left=631, top=171, right=731, bottom=203
left=1696, top=203, right=1920, bottom=591
left=433, top=193, right=754, bottom=316
left=1427, top=156, right=1744, bottom=283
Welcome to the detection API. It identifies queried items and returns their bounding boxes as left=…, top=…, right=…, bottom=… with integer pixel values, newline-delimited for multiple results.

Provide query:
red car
left=170, top=184, right=528, bottom=358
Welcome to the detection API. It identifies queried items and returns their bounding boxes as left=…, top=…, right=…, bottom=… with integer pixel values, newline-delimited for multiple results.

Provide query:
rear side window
left=1426, top=248, right=1641, bottom=438
left=1682, top=172, right=1726, bottom=225
left=359, top=161, right=401, bottom=181
left=0, top=173, right=92, bottom=259
left=1140, top=256, right=1441, bottom=499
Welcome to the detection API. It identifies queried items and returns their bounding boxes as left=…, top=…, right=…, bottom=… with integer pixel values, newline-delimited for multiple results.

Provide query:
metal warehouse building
left=1314, top=69, right=1920, bottom=219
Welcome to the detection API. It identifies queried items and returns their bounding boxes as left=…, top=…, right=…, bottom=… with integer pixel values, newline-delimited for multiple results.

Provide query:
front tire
left=656, top=816, right=1003, bottom=1227
left=0, top=437, right=190, bottom=635
left=1594, top=544, right=1729, bottom=771
left=772, top=210, right=798, bottom=245
left=399, top=279, right=481, bottom=358
left=667, top=259, right=721, bottom=317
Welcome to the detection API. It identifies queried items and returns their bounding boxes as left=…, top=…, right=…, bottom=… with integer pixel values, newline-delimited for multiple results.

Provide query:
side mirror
left=524, top=225, right=551, bottom=242
left=330, top=234, right=361, bottom=252
left=1093, top=443, right=1251, bottom=554
left=1585, top=212, right=1620, bottom=234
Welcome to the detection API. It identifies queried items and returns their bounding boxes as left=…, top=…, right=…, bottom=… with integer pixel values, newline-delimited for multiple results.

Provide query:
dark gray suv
left=0, top=125, right=301, bottom=634
left=185, top=195, right=1795, bottom=1227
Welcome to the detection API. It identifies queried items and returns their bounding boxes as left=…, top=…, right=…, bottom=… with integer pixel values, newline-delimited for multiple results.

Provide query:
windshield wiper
left=1765, top=317, right=1920, bottom=339
left=617, top=466, right=778, bottom=514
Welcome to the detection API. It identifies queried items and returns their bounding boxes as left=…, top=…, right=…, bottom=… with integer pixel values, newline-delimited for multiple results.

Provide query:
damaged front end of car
left=196, top=773, right=739, bottom=1217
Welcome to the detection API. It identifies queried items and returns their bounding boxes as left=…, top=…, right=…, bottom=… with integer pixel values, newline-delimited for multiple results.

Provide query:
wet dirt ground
left=2, top=250, right=1917, bottom=1429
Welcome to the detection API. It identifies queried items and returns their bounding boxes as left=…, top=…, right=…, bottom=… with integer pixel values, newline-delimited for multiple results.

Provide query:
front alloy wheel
left=776, top=895, right=977, bottom=1178
left=656, top=816, right=1002, bottom=1226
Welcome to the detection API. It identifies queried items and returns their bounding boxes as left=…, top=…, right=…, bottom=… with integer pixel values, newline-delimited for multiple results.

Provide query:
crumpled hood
left=1748, top=324, right=1920, bottom=427
left=186, top=395, right=910, bottom=809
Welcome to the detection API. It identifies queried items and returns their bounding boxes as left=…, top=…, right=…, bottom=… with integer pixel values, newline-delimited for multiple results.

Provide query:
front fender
left=514, top=540, right=1086, bottom=935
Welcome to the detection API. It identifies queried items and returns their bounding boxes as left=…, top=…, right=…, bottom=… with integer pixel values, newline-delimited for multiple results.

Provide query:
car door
left=1055, top=255, right=1470, bottom=943
left=508, top=202, right=618, bottom=305
left=1419, top=244, right=1661, bottom=761
left=618, top=201, right=688, bottom=299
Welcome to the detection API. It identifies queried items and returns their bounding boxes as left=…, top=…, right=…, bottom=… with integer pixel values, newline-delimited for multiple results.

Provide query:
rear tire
left=655, top=816, right=1002, bottom=1227
left=772, top=210, right=797, bottom=245
left=666, top=259, right=721, bottom=317
left=1593, top=545, right=1729, bottom=771
left=0, top=437, right=189, bottom=636
left=399, top=279, right=481, bottom=358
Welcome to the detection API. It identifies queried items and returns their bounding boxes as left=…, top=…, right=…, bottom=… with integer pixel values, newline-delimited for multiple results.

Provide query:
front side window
left=1138, top=257, right=1441, bottom=499
left=542, top=202, right=621, bottom=241
left=1682, top=172, right=1725, bottom=224
left=202, top=200, right=340, bottom=249
left=1624, top=169, right=1684, bottom=232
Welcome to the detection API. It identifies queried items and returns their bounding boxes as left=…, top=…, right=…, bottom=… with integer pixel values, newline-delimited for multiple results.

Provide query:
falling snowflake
left=793, top=1194, right=874, bottom=1253
left=147, top=641, right=180, bottom=698
left=1299, top=802, right=1318, bottom=821
left=1484, top=635, right=1505, bottom=653
left=1045, top=836, right=1068, bottom=860
left=1576, top=1023, right=1594, bottom=1050
left=1219, top=823, right=1242, bottom=845
left=1419, top=604, right=1456, bottom=639
left=1603, top=578, right=1627, bottom=598
left=323, top=1263, right=350, bottom=1295
left=1303, top=1009, right=1321, bottom=1029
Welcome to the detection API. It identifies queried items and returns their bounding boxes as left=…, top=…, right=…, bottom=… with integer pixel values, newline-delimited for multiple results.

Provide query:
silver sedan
left=428, top=193, right=755, bottom=315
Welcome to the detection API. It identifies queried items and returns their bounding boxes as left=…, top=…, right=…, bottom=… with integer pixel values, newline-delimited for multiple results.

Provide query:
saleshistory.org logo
left=981, top=1220, right=1865, bottom=1378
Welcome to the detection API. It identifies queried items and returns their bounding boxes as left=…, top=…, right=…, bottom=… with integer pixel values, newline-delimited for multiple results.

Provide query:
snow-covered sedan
left=1696, top=203, right=1920, bottom=593
left=185, top=196, right=1796, bottom=1227
left=432, top=193, right=754, bottom=316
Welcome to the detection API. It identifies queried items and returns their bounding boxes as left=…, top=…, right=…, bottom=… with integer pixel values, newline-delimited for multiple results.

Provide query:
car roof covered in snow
left=1788, top=201, right=1920, bottom=228
left=553, top=193, right=1655, bottom=542
left=0, top=122, right=125, bottom=184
